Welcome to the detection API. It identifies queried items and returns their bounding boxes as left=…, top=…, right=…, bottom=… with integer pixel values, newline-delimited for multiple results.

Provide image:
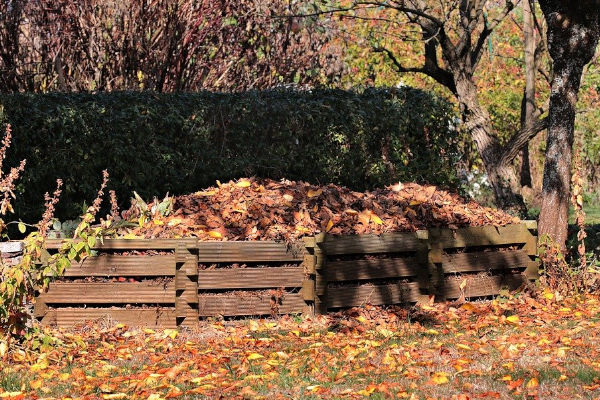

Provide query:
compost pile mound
left=120, top=178, right=519, bottom=241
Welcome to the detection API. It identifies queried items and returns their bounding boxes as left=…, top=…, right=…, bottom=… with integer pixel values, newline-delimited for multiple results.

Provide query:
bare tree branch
left=499, top=116, right=548, bottom=166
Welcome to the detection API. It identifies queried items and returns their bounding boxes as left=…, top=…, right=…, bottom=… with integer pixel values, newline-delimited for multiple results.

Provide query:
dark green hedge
left=0, top=88, right=460, bottom=223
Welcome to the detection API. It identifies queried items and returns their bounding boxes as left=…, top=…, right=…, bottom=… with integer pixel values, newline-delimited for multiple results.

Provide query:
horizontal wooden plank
left=327, top=282, right=421, bottom=308
left=198, top=293, right=305, bottom=316
left=197, top=267, right=304, bottom=289
left=61, top=255, right=175, bottom=277
left=433, top=224, right=533, bottom=249
left=197, top=241, right=306, bottom=262
left=40, top=308, right=177, bottom=328
left=441, top=274, right=526, bottom=299
left=442, top=250, right=533, bottom=274
left=45, top=238, right=197, bottom=250
left=326, top=257, right=421, bottom=281
left=39, top=282, right=175, bottom=304
left=319, top=233, right=425, bottom=256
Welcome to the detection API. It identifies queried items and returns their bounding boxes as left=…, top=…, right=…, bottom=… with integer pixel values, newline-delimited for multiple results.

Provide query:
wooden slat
left=441, top=250, right=533, bottom=273
left=327, top=282, right=420, bottom=308
left=40, top=308, right=177, bottom=328
left=197, top=241, right=306, bottom=262
left=434, top=224, right=533, bottom=249
left=45, top=238, right=196, bottom=250
left=326, top=257, right=421, bottom=281
left=441, top=274, right=526, bottom=299
left=319, top=233, right=424, bottom=255
left=197, top=267, right=304, bottom=289
left=198, top=293, right=304, bottom=316
left=39, top=282, right=175, bottom=304
left=61, top=255, right=175, bottom=277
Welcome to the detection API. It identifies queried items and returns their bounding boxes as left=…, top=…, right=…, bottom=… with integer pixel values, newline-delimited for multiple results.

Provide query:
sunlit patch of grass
left=572, top=366, right=600, bottom=384
left=0, top=369, right=24, bottom=392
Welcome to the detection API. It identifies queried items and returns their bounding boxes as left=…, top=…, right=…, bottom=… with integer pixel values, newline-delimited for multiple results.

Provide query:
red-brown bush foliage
left=0, top=0, right=341, bottom=92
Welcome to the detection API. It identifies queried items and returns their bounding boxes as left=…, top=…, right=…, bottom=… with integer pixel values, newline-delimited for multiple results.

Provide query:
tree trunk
left=454, top=76, right=527, bottom=215
left=520, top=0, right=536, bottom=188
left=538, top=1, right=600, bottom=248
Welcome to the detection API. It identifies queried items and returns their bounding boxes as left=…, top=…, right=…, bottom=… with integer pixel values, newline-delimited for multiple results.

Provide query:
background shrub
left=0, top=88, right=460, bottom=223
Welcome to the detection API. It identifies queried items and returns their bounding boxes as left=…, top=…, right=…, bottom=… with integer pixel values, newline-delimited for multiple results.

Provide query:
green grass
left=0, top=369, right=25, bottom=392
left=569, top=205, right=600, bottom=225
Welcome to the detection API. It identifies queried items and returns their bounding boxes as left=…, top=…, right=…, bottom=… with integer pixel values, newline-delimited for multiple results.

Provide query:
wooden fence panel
left=62, top=255, right=176, bottom=277
left=197, top=267, right=305, bottom=289
left=35, top=222, right=538, bottom=326
left=197, top=293, right=305, bottom=316
left=327, top=282, right=420, bottom=308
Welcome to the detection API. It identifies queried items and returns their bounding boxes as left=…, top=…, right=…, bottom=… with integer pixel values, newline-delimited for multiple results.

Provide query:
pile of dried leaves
left=120, top=178, right=519, bottom=241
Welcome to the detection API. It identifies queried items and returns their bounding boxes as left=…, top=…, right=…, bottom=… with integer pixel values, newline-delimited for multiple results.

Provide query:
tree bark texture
left=520, top=0, right=536, bottom=188
left=453, top=75, right=527, bottom=215
left=538, top=1, right=600, bottom=247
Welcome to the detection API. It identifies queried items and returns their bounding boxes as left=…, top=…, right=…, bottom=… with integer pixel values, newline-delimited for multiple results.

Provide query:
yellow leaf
left=526, top=377, right=539, bottom=388
left=194, top=190, right=216, bottom=196
left=30, top=358, right=49, bottom=372
left=371, top=214, right=383, bottom=225
left=207, top=231, right=222, bottom=239
left=163, top=329, right=178, bottom=340
left=357, top=385, right=377, bottom=396
left=0, top=340, right=7, bottom=357
left=543, top=290, right=554, bottom=300
left=431, top=372, right=449, bottom=384
left=236, top=180, right=251, bottom=188
left=500, top=375, right=513, bottom=381
left=58, top=373, right=70, bottom=381
left=247, top=353, right=264, bottom=361
left=456, top=343, right=471, bottom=351
left=325, top=220, right=334, bottom=232
left=167, top=218, right=183, bottom=227
left=0, top=393, right=22, bottom=398
left=29, top=379, right=43, bottom=389
left=506, top=315, right=520, bottom=325
left=102, top=394, right=127, bottom=400
left=283, top=194, right=294, bottom=202
left=147, top=394, right=165, bottom=400
left=425, top=329, right=439, bottom=335
left=143, top=328, right=156, bottom=334
left=307, top=189, right=323, bottom=198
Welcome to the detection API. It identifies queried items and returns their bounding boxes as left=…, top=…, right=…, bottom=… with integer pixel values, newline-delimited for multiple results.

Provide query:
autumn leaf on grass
left=526, top=378, right=539, bottom=389
left=505, top=315, right=520, bottom=325
left=430, top=372, right=449, bottom=384
left=247, top=352, right=264, bottom=361
left=357, top=384, right=377, bottom=396
left=102, top=394, right=127, bottom=400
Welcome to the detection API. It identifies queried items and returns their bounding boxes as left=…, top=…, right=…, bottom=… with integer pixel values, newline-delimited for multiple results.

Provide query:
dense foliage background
left=0, top=88, right=459, bottom=223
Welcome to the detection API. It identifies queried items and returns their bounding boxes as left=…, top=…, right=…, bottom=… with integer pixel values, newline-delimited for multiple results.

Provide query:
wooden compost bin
left=33, top=222, right=538, bottom=327
left=429, top=222, right=538, bottom=300
left=36, top=239, right=197, bottom=328
left=195, top=240, right=313, bottom=317
left=307, top=231, right=430, bottom=313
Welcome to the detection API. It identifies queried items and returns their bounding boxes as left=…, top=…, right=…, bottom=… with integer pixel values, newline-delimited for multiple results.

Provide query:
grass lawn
left=2, top=292, right=600, bottom=399
left=569, top=205, right=600, bottom=225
